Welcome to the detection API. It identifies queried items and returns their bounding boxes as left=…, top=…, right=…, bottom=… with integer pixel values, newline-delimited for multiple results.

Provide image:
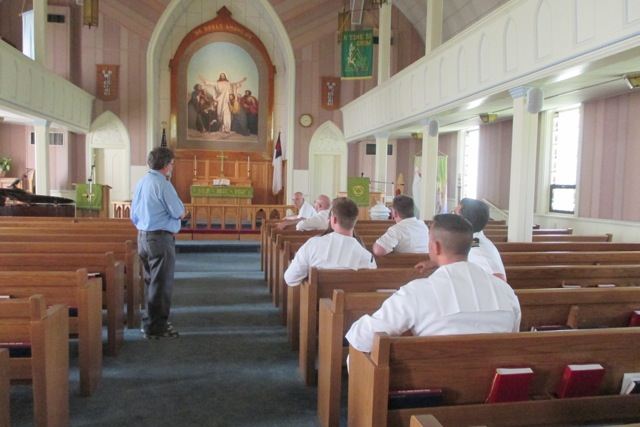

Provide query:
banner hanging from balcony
left=96, top=64, right=119, bottom=101
left=321, top=77, right=341, bottom=110
left=341, top=30, right=373, bottom=80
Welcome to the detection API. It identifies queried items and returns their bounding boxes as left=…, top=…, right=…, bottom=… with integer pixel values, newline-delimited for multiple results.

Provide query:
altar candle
left=247, top=156, right=250, bottom=172
left=194, top=155, right=197, bottom=176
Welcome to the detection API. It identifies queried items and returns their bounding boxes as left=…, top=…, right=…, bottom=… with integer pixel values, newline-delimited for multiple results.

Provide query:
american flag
left=161, top=127, right=167, bottom=148
left=272, top=132, right=283, bottom=195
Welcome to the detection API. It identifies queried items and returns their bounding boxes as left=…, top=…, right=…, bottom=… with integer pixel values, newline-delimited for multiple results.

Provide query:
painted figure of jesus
left=200, top=72, right=247, bottom=132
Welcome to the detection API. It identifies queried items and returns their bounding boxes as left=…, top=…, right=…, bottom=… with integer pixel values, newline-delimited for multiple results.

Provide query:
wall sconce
left=83, top=0, right=99, bottom=28
left=479, top=113, right=498, bottom=124
left=624, top=73, right=640, bottom=89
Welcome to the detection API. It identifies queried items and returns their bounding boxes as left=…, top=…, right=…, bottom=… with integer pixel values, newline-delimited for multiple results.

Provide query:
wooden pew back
left=297, top=267, right=433, bottom=386
left=0, top=269, right=103, bottom=396
left=0, top=295, right=69, bottom=427
left=0, top=252, right=125, bottom=356
left=0, top=241, right=141, bottom=329
left=500, top=250, right=640, bottom=266
left=348, top=328, right=640, bottom=427
left=506, top=264, right=640, bottom=289
left=495, top=242, right=640, bottom=252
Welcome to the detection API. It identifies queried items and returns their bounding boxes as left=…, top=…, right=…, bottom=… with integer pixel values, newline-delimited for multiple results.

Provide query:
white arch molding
left=308, top=121, right=348, bottom=199
left=86, top=111, right=131, bottom=205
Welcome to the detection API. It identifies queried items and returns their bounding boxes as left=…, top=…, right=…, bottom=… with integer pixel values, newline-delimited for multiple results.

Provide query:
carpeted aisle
left=10, top=246, right=321, bottom=427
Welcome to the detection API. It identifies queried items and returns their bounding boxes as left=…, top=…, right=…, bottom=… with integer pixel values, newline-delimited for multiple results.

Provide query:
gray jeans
left=138, top=231, right=176, bottom=334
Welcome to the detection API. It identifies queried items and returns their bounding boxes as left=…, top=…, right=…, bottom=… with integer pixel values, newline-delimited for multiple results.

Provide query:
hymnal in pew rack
left=630, top=310, right=640, bottom=327
left=388, top=388, right=444, bottom=409
left=486, top=367, right=535, bottom=403
left=556, top=363, right=605, bottom=398
left=620, top=372, right=640, bottom=394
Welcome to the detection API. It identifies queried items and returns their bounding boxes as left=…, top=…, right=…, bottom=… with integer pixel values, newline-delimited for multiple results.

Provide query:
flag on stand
left=161, top=127, right=167, bottom=148
left=272, top=132, right=283, bottom=195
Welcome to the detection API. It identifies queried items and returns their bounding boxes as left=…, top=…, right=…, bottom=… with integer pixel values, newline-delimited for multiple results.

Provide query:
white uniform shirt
left=296, top=209, right=330, bottom=231
left=468, top=230, right=507, bottom=278
left=284, top=233, right=377, bottom=286
left=346, top=261, right=521, bottom=352
left=297, top=201, right=316, bottom=219
left=374, top=217, right=430, bottom=254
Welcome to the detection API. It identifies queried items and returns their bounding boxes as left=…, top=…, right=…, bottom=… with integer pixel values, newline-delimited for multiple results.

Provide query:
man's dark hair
left=331, top=197, right=360, bottom=230
left=430, top=214, right=473, bottom=256
left=458, top=198, right=490, bottom=233
left=392, top=194, right=415, bottom=219
left=147, top=147, right=174, bottom=171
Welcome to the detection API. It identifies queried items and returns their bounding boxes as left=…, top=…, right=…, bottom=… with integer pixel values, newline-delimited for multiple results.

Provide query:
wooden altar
left=190, top=185, right=253, bottom=205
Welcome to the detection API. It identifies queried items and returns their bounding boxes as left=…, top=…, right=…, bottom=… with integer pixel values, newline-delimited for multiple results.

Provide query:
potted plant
left=0, top=157, right=11, bottom=177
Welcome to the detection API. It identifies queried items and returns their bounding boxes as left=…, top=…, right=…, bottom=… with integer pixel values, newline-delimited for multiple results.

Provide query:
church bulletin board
left=169, top=7, right=276, bottom=153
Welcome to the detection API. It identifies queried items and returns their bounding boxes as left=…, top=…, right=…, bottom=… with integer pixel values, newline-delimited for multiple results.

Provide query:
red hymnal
left=556, top=363, right=605, bottom=398
left=486, top=367, right=535, bottom=403
left=629, top=310, right=640, bottom=327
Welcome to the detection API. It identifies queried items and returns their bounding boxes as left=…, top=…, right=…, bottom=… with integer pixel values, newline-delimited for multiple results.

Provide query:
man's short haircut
left=459, top=198, right=490, bottom=233
left=392, top=195, right=415, bottom=219
left=331, top=197, right=360, bottom=230
left=147, top=147, right=174, bottom=171
left=430, top=214, right=473, bottom=256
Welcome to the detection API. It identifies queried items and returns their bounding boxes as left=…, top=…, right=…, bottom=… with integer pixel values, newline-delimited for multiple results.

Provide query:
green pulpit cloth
left=347, top=177, right=370, bottom=206
left=75, top=183, right=103, bottom=210
left=190, top=186, right=253, bottom=198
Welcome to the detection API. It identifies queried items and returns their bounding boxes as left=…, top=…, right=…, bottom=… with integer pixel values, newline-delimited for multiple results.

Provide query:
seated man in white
left=372, top=194, right=429, bottom=256
left=276, top=191, right=316, bottom=230
left=455, top=198, right=507, bottom=281
left=284, top=197, right=376, bottom=286
left=415, top=198, right=507, bottom=281
left=296, top=194, right=331, bottom=231
left=346, top=214, right=521, bottom=354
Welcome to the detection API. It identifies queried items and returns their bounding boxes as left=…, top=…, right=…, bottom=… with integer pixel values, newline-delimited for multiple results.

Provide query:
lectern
left=74, top=183, right=111, bottom=218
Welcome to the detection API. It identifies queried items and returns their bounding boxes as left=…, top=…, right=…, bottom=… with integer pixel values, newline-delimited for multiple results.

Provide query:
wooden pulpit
left=74, top=183, right=111, bottom=218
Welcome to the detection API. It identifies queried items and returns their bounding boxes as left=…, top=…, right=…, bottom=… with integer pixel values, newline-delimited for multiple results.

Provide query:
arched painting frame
left=170, top=7, right=275, bottom=153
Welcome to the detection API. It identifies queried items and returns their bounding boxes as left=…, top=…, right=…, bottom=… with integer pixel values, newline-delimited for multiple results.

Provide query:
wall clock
left=299, top=113, right=313, bottom=127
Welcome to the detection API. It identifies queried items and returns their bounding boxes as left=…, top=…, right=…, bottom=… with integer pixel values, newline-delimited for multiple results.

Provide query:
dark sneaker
left=140, top=322, right=173, bottom=334
left=144, top=328, right=179, bottom=340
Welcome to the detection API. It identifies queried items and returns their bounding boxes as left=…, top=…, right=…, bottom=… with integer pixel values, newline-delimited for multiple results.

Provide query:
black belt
left=139, top=230, right=172, bottom=235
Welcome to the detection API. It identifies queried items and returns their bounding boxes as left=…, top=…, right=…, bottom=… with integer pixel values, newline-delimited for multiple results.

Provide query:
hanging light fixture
left=83, top=0, right=99, bottom=28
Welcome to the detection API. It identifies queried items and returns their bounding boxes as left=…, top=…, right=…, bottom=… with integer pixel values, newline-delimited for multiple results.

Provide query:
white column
left=374, top=133, right=389, bottom=195
left=377, top=1, right=392, bottom=83
left=425, top=0, right=443, bottom=54
left=419, top=119, right=439, bottom=219
left=33, top=120, right=51, bottom=196
left=33, top=0, right=47, bottom=66
left=507, top=87, right=540, bottom=242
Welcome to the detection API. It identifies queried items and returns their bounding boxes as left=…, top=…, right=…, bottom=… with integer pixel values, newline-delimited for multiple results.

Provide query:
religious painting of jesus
left=185, top=42, right=259, bottom=145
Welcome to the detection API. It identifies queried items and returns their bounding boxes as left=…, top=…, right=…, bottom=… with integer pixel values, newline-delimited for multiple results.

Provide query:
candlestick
left=247, top=156, right=250, bottom=172
left=194, top=155, right=197, bottom=178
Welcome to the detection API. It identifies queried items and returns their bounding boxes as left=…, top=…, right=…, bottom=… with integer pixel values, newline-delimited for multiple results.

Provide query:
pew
left=0, top=269, right=103, bottom=396
left=296, top=267, right=432, bottom=386
left=316, top=286, right=640, bottom=427
left=0, top=240, right=141, bottom=329
left=0, top=295, right=69, bottom=427
left=408, top=398, right=640, bottom=427
left=506, top=264, right=640, bottom=289
left=0, top=252, right=125, bottom=356
left=500, top=250, right=640, bottom=266
left=494, top=241, right=640, bottom=252
left=348, top=328, right=640, bottom=427
left=0, top=349, right=8, bottom=427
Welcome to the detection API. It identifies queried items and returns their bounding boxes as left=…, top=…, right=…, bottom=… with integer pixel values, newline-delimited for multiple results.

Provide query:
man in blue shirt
left=132, top=147, right=187, bottom=339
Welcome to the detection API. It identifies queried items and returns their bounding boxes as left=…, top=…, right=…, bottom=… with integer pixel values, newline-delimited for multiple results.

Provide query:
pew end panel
left=0, top=295, right=69, bottom=427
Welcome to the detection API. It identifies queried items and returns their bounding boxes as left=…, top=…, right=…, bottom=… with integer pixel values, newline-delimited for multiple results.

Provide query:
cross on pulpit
left=217, top=151, right=228, bottom=177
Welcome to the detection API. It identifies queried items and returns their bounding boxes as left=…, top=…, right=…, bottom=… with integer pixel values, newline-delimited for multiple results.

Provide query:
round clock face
left=299, top=114, right=313, bottom=127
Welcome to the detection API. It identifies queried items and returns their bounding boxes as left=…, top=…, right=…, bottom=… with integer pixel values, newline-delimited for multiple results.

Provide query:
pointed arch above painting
left=169, top=6, right=276, bottom=154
